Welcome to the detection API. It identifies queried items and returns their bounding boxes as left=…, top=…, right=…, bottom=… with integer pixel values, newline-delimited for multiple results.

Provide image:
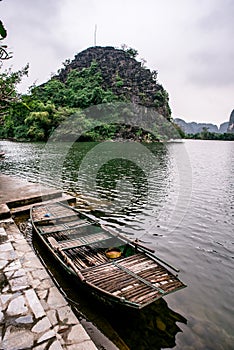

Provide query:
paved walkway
left=0, top=174, right=62, bottom=205
left=0, top=175, right=67, bottom=220
left=0, top=175, right=98, bottom=349
left=0, top=219, right=98, bottom=350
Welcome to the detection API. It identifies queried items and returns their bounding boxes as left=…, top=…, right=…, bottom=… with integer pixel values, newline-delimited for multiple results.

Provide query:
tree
left=0, top=19, right=12, bottom=60
left=31, top=61, right=117, bottom=110
left=24, top=101, right=79, bottom=141
left=126, top=47, right=138, bottom=59
left=120, top=44, right=138, bottom=59
left=200, top=127, right=209, bottom=139
left=151, top=70, right=158, bottom=82
left=0, top=64, right=29, bottom=124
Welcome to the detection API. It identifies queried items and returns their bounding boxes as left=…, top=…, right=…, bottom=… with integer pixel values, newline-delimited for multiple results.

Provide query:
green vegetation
left=125, top=47, right=138, bottom=59
left=0, top=62, right=120, bottom=141
left=0, top=44, right=175, bottom=142
left=185, top=129, right=234, bottom=141
left=120, top=44, right=138, bottom=59
left=115, top=73, right=124, bottom=88
left=0, top=19, right=12, bottom=60
left=0, top=65, right=29, bottom=126
left=0, top=20, right=7, bottom=39
left=32, top=62, right=118, bottom=109
left=154, top=88, right=169, bottom=108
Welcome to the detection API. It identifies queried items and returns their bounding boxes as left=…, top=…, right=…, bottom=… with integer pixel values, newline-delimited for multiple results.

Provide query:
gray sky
left=1, top=0, right=234, bottom=125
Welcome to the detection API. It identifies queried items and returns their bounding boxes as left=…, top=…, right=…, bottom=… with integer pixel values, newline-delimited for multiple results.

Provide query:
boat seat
left=39, top=220, right=91, bottom=234
left=48, top=230, right=112, bottom=251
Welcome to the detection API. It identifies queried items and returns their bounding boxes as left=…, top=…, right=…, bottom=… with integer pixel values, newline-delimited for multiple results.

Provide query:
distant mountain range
left=174, top=109, right=234, bottom=135
left=174, top=119, right=230, bottom=134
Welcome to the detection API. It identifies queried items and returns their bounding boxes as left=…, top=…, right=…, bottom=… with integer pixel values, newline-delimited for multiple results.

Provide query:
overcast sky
left=1, top=0, right=233, bottom=125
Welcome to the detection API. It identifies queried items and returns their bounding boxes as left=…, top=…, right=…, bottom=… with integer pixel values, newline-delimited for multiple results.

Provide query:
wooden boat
left=31, top=201, right=186, bottom=309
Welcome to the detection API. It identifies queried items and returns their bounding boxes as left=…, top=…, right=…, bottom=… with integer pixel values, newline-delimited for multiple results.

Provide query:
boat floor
left=80, top=253, right=184, bottom=307
left=32, top=202, right=75, bottom=221
left=48, top=235, right=185, bottom=308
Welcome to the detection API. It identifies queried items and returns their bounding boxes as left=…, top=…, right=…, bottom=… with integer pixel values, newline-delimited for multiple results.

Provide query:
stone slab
left=0, top=242, right=13, bottom=252
left=0, top=203, right=10, bottom=219
left=32, top=316, right=51, bottom=333
left=47, top=286, right=67, bottom=308
left=67, top=324, right=90, bottom=343
left=2, top=326, right=34, bottom=350
left=10, top=193, right=75, bottom=215
left=0, top=174, right=62, bottom=206
left=0, top=227, right=8, bottom=243
left=25, top=289, right=46, bottom=319
left=48, top=340, right=63, bottom=350
left=6, top=295, right=28, bottom=316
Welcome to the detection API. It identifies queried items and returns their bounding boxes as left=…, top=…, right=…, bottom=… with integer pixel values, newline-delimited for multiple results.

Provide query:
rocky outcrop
left=174, top=118, right=229, bottom=134
left=227, top=110, right=234, bottom=133
left=219, top=122, right=229, bottom=134
left=56, top=46, right=171, bottom=120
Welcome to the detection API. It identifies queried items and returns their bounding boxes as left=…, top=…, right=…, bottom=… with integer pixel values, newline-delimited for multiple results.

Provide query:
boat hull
left=31, top=202, right=186, bottom=309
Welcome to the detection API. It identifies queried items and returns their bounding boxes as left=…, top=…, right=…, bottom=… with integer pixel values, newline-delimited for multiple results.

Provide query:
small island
left=0, top=46, right=177, bottom=142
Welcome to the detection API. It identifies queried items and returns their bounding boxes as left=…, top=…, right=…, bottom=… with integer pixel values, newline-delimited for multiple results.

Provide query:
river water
left=0, top=139, right=233, bottom=350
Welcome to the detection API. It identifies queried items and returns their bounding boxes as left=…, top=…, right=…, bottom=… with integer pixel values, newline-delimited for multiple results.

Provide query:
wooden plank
left=82, top=264, right=126, bottom=284
left=81, top=259, right=164, bottom=301
left=39, top=219, right=90, bottom=234
left=107, top=278, right=138, bottom=293
left=32, top=203, right=75, bottom=221
left=66, top=247, right=108, bottom=267
left=94, top=271, right=133, bottom=289
left=81, top=261, right=115, bottom=275
left=138, top=267, right=166, bottom=278
left=81, top=257, right=184, bottom=306
left=159, top=280, right=184, bottom=292
left=82, top=272, right=122, bottom=285
left=121, top=284, right=153, bottom=299
left=34, top=214, right=79, bottom=224
left=59, top=232, right=112, bottom=250
left=129, top=288, right=159, bottom=302
left=113, top=261, right=165, bottom=294
left=121, top=261, right=157, bottom=274
left=132, top=290, right=159, bottom=304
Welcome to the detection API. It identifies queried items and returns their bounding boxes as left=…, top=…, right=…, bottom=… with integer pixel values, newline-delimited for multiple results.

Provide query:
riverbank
left=0, top=175, right=98, bottom=349
left=0, top=174, right=75, bottom=219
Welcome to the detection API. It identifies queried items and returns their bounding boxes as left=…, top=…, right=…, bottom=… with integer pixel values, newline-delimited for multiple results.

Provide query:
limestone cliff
left=56, top=46, right=171, bottom=120
left=227, top=110, right=234, bottom=133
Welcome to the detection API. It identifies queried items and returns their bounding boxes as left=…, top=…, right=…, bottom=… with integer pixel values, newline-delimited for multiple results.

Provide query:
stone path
left=0, top=175, right=61, bottom=206
left=0, top=174, right=75, bottom=220
left=0, top=219, right=98, bottom=350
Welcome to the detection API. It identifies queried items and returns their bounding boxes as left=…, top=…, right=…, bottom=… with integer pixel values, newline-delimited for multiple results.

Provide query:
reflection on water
left=0, top=140, right=174, bottom=234
left=107, top=300, right=186, bottom=350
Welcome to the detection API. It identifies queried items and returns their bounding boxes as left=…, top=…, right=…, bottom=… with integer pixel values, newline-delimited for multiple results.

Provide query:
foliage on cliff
left=0, top=46, right=173, bottom=141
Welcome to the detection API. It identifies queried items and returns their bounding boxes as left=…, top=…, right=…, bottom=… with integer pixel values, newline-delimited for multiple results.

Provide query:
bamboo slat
left=79, top=252, right=186, bottom=306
